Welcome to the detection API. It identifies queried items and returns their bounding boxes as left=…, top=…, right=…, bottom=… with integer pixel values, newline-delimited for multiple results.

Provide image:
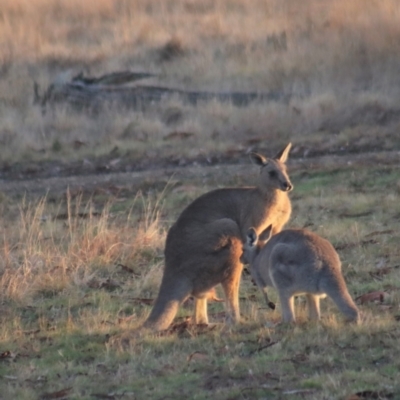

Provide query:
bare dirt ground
left=2, top=149, right=400, bottom=199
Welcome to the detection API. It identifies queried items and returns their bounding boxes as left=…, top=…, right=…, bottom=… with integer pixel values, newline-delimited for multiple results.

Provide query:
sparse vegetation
left=1, top=166, right=400, bottom=399
left=1, top=0, right=400, bottom=165
left=1, top=0, right=400, bottom=399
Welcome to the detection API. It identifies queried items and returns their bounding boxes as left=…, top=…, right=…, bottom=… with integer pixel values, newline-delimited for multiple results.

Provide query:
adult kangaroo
left=144, top=143, right=293, bottom=331
left=241, top=225, right=360, bottom=323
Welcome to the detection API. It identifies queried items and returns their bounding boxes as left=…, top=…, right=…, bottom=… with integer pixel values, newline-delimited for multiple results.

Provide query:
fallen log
left=34, top=70, right=285, bottom=113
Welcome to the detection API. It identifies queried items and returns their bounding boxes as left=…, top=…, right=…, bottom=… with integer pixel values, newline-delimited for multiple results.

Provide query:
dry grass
left=1, top=1, right=400, bottom=398
left=1, top=0, right=400, bottom=162
left=0, top=191, right=165, bottom=306
left=1, top=164, right=400, bottom=398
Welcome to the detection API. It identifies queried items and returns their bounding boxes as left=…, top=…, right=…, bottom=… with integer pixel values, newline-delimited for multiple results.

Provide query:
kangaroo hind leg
left=203, top=218, right=242, bottom=324
left=221, top=259, right=243, bottom=324
left=277, top=290, right=296, bottom=323
left=306, top=293, right=321, bottom=320
left=194, top=297, right=209, bottom=325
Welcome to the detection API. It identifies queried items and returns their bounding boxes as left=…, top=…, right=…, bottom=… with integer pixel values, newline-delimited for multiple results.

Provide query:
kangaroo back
left=171, top=143, right=293, bottom=241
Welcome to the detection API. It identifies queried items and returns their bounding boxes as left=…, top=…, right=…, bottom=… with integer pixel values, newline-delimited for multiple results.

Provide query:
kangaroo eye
left=269, top=171, right=277, bottom=178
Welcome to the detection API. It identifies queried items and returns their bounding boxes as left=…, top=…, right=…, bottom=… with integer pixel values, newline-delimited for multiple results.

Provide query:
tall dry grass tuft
left=0, top=192, right=165, bottom=305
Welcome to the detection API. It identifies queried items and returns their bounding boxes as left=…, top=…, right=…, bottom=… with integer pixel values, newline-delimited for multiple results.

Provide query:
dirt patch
left=2, top=150, right=400, bottom=199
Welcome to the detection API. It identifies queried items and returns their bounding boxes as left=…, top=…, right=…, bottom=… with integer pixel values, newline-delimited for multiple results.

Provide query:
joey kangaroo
left=144, top=143, right=293, bottom=331
left=241, top=225, right=360, bottom=323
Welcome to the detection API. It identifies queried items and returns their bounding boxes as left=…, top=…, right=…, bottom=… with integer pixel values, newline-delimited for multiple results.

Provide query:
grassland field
left=1, top=1, right=400, bottom=399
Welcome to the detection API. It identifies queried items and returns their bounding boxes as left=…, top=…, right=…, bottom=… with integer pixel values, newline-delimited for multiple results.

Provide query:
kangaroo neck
left=255, top=185, right=281, bottom=200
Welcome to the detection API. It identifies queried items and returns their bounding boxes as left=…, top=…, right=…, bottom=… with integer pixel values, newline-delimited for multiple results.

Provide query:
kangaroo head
left=250, top=143, right=293, bottom=193
left=240, top=225, right=273, bottom=264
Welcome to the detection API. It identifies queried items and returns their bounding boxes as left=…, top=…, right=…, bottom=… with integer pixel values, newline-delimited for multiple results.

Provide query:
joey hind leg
left=306, top=294, right=321, bottom=320
left=278, top=291, right=296, bottom=323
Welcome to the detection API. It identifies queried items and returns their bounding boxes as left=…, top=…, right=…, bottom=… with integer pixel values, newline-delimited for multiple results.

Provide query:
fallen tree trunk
left=34, top=71, right=286, bottom=113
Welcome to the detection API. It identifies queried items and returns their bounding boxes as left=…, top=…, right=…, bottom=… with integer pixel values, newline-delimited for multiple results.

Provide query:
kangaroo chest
left=242, top=193, right=290, bottom=235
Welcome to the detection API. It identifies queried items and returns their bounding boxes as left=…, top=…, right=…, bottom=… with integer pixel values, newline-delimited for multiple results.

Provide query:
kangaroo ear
left=259, top=224, right=273, bottom=242
left=274, top=143, right=292, bottom=163
left=246, top=227, right=258, bottom=246
left=249, top=152, right=268, bottom=166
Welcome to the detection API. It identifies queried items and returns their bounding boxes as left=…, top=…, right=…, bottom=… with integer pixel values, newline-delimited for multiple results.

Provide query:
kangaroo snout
left=281, top=181, right=293, bottom=192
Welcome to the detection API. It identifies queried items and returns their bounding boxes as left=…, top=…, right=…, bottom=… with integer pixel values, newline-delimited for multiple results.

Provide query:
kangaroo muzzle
left=281, top=181, right=293, bottom=192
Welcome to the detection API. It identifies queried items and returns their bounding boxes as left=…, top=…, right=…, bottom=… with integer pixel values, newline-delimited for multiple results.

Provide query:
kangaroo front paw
left=267, top=301, right=276, bottom=310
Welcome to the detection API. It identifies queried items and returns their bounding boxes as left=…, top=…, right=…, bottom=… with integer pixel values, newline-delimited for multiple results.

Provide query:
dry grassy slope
left=1, top=0, right=400, bottom=165
left=1, top=149, right=400, bottom=199
left=1, top=1, right=400, bottom=399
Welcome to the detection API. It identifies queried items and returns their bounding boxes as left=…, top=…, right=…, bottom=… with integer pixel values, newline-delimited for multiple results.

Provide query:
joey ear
left=274, top=143, right=292, bottom=163
left=259, top=224, right=273, bottom=242
left=249, top=152, right=268, bottom=167
left=246, top=227, right=258, bottom=246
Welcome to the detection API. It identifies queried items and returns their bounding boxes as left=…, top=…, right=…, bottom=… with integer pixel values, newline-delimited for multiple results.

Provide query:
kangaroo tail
left=323, top=276, right=360, bottom=323
left=143, top=271, right=192, bottom=331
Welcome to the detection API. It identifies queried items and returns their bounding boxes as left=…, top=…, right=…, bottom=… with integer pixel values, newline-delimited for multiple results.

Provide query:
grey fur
left=242, top=226, right=360, bottom=323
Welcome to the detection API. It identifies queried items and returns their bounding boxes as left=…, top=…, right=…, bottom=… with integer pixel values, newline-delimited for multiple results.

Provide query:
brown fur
left=144, top=144, right=293, bottom=331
